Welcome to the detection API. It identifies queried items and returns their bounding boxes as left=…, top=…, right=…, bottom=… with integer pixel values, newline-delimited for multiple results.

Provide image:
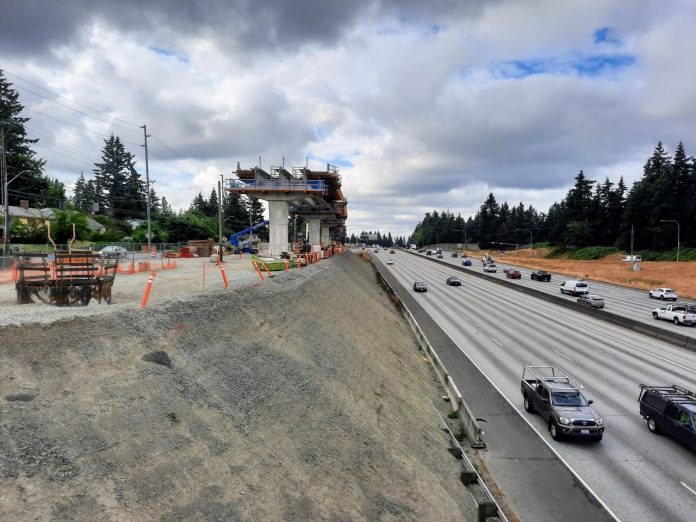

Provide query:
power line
left=14, top=83, right=142, bottom=134
left=2, top=68, right=141, bottom=128
left=25, top=108, right=142, bottom=147
left=27, top=131, right=95, bottom=163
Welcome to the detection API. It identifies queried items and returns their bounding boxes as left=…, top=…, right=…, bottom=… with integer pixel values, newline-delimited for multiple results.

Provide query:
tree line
left=410, top=141, right=696, bottom=253
left=346, top=230, right=408, bottom=248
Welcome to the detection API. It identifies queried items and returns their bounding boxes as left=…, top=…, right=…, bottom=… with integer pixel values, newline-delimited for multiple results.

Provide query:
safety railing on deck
left=228, top=179, right=327, bottom=193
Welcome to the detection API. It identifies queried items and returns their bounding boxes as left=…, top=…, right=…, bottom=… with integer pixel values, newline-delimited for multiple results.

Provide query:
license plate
left=580, top=429, right=590, bottom=435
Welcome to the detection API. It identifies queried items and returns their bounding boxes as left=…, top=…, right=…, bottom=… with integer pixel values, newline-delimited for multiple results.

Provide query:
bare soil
left=501, top=248, right=696, bottom=298
left=0, top=253, right=474, bottom=521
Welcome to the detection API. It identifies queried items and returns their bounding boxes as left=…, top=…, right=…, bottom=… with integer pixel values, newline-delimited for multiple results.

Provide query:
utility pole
left=141, top=124, right=152, bottom=252
left=218, top=174, right=224, bottom=261
left=1, top=127, right=7, bottom=260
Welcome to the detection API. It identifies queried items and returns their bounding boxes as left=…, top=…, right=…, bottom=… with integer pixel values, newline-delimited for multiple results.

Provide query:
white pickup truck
left=652, top=304, right=696, bottom=326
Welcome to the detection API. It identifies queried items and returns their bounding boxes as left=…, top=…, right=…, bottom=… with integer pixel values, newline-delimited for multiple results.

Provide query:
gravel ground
left=0, top=256, right=262, bottom=326
left=0, top=252, right=475, bottom=521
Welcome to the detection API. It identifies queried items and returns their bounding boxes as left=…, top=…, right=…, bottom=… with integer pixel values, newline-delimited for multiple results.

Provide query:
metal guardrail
left=228, top=179, right=327, bottom=193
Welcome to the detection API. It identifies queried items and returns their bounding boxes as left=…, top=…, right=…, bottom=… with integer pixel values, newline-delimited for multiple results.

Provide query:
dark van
left=638, top=384, right=696, bottom=451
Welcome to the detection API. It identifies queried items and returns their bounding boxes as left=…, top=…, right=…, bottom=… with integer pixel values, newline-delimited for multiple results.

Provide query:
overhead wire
left=2, top=68, right=141, bottom=128
left=8, top=71, right=234, bottom=211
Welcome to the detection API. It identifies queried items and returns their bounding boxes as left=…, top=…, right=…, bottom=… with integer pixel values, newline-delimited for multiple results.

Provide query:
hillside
left=0, top=254, right=474, bottom=521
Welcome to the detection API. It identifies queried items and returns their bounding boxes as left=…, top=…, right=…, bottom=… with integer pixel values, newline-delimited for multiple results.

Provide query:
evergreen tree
left=72, top=172, right=88, bottom=210
left=0, top=69, right=58, bottom=207
left=93, top=135, right=137, bottom=218
left=160, top=197, right=174, bottom=216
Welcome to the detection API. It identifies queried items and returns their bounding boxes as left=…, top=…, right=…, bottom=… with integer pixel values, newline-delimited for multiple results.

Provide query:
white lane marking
left=409, top=251, right=696, bottom=375
left=394, top=298, right=621, bottom=522
left=681, top=481, right=696, bottom=497
left=491, top=337, right=503, bottom=347
left=553, top=349, right=573, bottom=362
left=593, top=347, right=615, bottom=359
left=504, top=320, right=514, bottom=327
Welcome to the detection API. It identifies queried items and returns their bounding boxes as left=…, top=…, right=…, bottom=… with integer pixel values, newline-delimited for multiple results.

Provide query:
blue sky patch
left=594, top=27, right=620, bottom=45
left=492, top=52, right=635, bottom=79
left=150, top=46, right=189, bottom=64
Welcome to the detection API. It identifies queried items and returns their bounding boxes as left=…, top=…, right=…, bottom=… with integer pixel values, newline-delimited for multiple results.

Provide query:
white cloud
left=2, top=0, right=696, bottom=239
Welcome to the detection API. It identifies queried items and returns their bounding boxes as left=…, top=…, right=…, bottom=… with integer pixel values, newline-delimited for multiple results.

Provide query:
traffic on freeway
left=374, top=249, right=696, bottom=522
left=413, top=249, right=696, bottom=339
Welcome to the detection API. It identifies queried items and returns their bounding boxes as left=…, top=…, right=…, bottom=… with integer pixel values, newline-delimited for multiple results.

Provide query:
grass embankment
left=251, top=255, right=298, bottom=271
left=502, top=248, right=696, bottom=299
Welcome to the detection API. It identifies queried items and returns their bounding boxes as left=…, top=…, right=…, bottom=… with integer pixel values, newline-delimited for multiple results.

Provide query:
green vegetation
left=546, top=246, right=619, bottom=260
left=447, top=411, right=459, bottom=419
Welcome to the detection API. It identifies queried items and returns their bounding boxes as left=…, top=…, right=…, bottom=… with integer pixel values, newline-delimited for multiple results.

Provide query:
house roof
left=86, top=217, right=106, bottom=231
left=0, top=206, right=55, bottom=220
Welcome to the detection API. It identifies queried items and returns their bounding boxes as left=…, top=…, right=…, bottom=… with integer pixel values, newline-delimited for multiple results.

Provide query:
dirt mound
left=0, top=254, right=473, bottom=521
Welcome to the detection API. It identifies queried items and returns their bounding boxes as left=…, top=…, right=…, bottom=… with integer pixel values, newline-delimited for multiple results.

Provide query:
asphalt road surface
left=414, top=249, right=696, bottom=340
left=376, top=249, right=696, bottom=522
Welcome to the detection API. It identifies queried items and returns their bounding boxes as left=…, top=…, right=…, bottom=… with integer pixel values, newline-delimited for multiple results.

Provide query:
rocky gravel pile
left=0, top=253, right=474, bottom=521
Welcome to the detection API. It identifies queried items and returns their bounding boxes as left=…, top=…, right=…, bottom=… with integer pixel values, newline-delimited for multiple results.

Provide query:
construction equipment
left=230, top=220, right=269, bottom=254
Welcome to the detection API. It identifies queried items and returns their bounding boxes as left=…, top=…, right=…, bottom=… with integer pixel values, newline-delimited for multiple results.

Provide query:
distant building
left=126, top=219, right=145, bottom=229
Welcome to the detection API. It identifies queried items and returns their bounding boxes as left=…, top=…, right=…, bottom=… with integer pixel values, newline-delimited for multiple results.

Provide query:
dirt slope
left=0, top=253, right=473, bottom=521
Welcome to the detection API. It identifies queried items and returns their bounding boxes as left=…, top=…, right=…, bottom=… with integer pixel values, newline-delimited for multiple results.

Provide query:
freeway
left=376, top=249, right=696, bottom=522
left=415, top=249, right=696, bottom=340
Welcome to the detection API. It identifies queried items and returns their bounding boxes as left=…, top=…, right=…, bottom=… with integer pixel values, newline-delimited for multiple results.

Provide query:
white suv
left=560, top=280, right=589, bottom=296
left=649, top=288, right=677, bottom=301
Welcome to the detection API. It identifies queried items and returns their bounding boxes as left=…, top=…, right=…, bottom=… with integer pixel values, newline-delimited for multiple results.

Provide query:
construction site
left=0, top=251, right=479, bottom=521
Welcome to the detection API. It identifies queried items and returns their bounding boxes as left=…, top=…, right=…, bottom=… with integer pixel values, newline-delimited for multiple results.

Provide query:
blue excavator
left=230, top=220, right=269, bottom=254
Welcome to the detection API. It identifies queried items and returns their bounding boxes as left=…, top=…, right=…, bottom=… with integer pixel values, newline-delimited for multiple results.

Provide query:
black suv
left=639, top=384, right=696, bottom=451
left=531, top=270, right=551, bottom=281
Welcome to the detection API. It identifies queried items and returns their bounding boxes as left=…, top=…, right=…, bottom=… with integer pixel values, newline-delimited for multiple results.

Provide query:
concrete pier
left=267, top=198, right=290, bottom=256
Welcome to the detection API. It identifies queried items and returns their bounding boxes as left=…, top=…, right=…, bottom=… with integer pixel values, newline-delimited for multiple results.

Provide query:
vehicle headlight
left=559, top=417, right=571, bottom=425
left=596, top=418, right=603, bottom=426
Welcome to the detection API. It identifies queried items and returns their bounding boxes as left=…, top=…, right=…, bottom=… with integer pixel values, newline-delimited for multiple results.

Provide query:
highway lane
left=376, top=249, right=696, bottom=522
left=412, top=249, right=696, bottom=339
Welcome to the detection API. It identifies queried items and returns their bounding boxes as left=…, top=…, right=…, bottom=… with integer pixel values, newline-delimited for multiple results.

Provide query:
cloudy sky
left=2, top=0, right=696, bottom=238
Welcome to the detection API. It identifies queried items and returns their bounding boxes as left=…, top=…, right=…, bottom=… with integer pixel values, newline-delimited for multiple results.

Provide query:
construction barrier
left=252, top=262, right=265, bottom=281
left=218, top=260, right=230, bottom=288
left=260, top=260, right=273, bottom=278
left=139, top=271, right=156, bottom=308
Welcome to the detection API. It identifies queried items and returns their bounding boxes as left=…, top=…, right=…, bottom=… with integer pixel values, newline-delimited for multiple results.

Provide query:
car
left=98, top=245, right=129, bottom=260
left=503, top=267, right=510, bottom=273
left=413, top=281, right=428, bottom=292
left=451, top=252, right=458, bottom=258
left=373, top=249, right=379, bottom=253
left=483, top=264, right=497, bottom=273
left=652, top=304, right=696, bottom=325
left=522, top=365, right=604, bottom=441
left=649, top=288, right=678, bottom=301
left=560, top=280, right=589, bottom=296
left=389, top=249, right=395, bottom=254
left=446, top=276, right=461, bottom=286
left=462, top=259, right=472, bottom=266
left=577, top=294, right=605, bottom=308
left=426, top=250, right=432, bottom=256
left=531, top=270, right=551, bottom=282
left=506, top=270, right=521, bottom=279
left=639, top=384, right=695, bottom=451
left=436, top=254, right=443, bottom=259
left=622, top=255, right=642, bottom=262
left=386, top=260, right=394, bottom=265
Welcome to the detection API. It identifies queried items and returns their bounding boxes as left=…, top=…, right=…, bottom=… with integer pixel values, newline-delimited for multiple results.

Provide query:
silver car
left=577, top=294, right=604, bottom=308
left=98, top=245, right=129, bottom=260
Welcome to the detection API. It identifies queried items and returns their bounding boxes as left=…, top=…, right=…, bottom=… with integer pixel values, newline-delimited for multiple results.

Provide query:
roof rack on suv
left=639, top=384, right=696, bottom=404
left=523, top=365, right=584, bottom=390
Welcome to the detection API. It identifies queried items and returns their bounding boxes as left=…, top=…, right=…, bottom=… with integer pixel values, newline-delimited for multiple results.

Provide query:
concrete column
left=308, top=218, right=321, bottom=247
left=320, top=225, right=331, bottom=246
left=267, top=199, right=289, bottom=257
